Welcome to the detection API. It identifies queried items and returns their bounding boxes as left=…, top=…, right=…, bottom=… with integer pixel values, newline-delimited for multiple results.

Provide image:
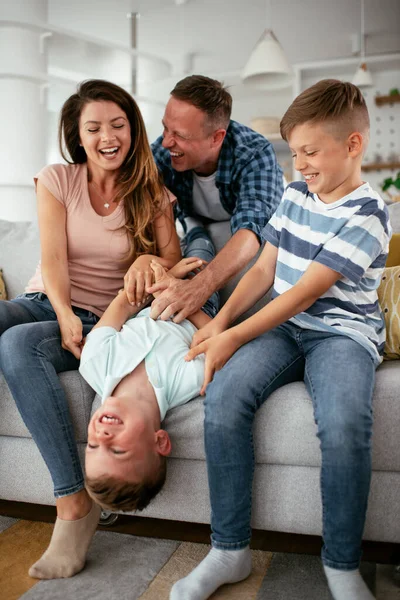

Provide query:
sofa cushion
left=0, top=270, right=7, bottom=300
left=90, top=360, right=400, bottom=472
left=378, top=265, right=400, bottom=359
left=0, top=220, right=40, bottom=299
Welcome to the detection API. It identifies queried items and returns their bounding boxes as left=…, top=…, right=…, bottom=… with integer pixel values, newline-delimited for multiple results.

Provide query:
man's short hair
left=280, top=79, right=370, bottom=142
left=85, top=455, right=167, bottom=512
left=171, top=75, right=232, bottom=131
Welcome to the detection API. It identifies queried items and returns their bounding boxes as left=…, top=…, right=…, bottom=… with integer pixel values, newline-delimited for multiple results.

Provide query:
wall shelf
left=375, top=94, right=400, bottom=107
left=362, top=162, right=400, bottom=172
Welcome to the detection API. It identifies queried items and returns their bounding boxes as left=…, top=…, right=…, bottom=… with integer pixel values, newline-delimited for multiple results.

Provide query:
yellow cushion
left=386, top=233, right=400, bottom=267
left=0, top=269, right=7, bottom=300
left=378, top=265, right=400, bottom=360
left=0, top=269, right=7, bottom=301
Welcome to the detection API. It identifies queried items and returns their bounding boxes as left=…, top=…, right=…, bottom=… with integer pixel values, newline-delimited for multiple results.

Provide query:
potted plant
left=381, top=172, right=400, bottom=203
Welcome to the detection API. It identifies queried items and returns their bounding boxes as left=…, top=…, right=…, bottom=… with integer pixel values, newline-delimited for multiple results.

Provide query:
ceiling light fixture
left=241, top=1, right=292, bottom=90
left=352, top=0, right=373, bottom=88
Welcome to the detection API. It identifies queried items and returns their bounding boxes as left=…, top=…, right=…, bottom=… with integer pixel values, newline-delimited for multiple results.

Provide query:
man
left=149, top=74, right=284, bottom=322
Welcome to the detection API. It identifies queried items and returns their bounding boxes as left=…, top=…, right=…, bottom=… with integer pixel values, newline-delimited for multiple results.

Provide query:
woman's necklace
left=89, top=180, right=118, bottom=210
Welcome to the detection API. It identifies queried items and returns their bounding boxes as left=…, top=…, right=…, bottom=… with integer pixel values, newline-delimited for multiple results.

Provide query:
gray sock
left=170, top=546, right=251, bottom=600
left=324, top=565, right=375, bottom=600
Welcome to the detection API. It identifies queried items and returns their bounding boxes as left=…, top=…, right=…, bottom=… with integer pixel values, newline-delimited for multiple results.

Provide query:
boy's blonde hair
left=280, top=79, right=370, bottom=142
left=85, top=455, right=167, bottom=512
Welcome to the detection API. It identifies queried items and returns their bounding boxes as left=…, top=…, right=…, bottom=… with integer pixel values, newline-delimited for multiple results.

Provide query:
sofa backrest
left=388, top=202, right=400, bottom=234
left=0, top=220, right=40, bottom=299
left=1, top=202, right=398, bottom=304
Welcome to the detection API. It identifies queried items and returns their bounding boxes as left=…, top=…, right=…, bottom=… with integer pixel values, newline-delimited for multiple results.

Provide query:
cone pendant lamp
left=352, top=0, right=373, bottom=88
left=242, top=29, right=292, bottom=89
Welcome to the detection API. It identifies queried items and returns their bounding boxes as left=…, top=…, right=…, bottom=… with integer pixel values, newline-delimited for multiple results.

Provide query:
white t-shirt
left=79, top=307, right=205, bottom=420
left=192, top=171, right=231, bottom=221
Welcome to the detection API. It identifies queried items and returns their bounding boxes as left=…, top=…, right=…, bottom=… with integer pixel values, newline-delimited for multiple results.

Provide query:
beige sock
left=29, top=502, right=101, bottom=579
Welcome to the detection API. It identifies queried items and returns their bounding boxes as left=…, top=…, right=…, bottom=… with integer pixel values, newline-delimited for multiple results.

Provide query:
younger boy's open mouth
left=99, top=413, right=123, bottom=424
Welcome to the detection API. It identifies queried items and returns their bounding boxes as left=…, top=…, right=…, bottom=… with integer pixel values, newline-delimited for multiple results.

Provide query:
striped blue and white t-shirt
left=262, top=181, right=391, bottom=364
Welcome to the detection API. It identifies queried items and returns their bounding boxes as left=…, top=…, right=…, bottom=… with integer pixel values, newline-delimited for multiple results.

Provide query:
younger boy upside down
left=79, top=257, right=217, bottom=512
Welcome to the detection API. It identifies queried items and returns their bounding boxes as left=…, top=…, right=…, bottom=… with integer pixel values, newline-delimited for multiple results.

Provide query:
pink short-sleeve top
left=26, top=163, right=134, bottom=317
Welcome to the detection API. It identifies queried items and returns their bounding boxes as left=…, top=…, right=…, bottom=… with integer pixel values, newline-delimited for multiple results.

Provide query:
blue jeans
left=181, top=225, right=220, bottom=319
left=205, top=321, right=375, bottom=570
left=0, top=293, right=99, bottom=497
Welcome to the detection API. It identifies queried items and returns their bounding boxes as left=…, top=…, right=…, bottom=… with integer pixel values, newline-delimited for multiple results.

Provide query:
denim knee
left=317, top=403, right=373, bottom=455
left=205, top=368, right=254, bottom=432
left=0, top=324, right=27, bottom=372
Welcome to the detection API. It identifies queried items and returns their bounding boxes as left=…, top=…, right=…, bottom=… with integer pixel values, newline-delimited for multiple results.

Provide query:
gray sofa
left=1, top=207, right=400, bottom=545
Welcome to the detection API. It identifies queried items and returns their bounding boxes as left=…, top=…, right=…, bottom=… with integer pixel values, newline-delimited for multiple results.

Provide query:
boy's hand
left=185, top=330, right=240, bottom=395
left=168, top=256, right=206, bottom=279
left=124, top=255, right=153, bottom=306
left=190, top=317, right=227, bottom=349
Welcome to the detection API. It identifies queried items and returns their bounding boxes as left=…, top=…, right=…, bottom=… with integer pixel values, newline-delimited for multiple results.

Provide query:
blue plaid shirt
left=151, top=120, right=284, bottom=241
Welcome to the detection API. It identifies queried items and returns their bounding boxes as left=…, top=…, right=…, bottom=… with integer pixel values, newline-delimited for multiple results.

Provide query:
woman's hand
left=124, top=255, right=153, bottom=306
left=58, top=311, right=84, bottom=359
left=185, top=330, right=240, bottom=395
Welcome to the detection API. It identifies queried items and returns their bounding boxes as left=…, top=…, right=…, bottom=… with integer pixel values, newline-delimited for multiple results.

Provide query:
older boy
left=172, top=80, right=391, bottom=600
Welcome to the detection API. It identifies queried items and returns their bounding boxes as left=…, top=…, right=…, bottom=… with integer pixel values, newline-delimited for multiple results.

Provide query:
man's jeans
left=0, top=228, right=219, bottom=498
left=181, top=225, right=220, bottom=319
left=204, top=321, right=375, bottom=570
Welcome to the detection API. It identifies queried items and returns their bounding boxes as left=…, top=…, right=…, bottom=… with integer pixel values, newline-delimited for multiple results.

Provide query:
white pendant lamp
left=352, top=0, right=373, bottom=88
left=242, top=28, right=292, bottom=90
left=353, top=62, right=373, bottom=87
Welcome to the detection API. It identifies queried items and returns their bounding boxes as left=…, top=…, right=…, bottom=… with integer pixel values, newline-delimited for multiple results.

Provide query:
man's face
left=161, top=97, right=218, bottom=174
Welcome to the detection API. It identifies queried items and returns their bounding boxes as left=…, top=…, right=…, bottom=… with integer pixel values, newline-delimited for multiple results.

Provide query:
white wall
left=2, top=0, right=400, bottom=218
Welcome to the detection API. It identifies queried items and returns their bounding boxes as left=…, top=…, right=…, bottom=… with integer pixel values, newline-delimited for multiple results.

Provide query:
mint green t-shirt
left=79, top=307, right=205, bottom=420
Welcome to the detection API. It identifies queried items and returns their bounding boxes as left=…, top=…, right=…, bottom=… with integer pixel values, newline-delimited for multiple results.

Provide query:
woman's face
left=79, top=100, right=132, bottom=174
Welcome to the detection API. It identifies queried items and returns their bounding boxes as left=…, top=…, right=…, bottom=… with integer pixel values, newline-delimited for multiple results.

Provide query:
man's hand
left=185, top=330, right=240, bottom=395
left=147, top=275, right=210, bottom=323
left=124, top=255, right=153, bottom=306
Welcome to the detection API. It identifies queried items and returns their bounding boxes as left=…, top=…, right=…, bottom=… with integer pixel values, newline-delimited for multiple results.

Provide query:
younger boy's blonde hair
left=85, top=456, right=167, bottom=512
left=280, top=79, right=370, bottom=142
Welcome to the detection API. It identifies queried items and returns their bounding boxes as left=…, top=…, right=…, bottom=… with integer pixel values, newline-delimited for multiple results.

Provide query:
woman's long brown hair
left=59, top=79, right=165, bottom=260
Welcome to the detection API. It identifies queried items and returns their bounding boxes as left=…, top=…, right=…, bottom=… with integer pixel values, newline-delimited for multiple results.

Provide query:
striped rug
left=1, top=516, right=398, bottom=600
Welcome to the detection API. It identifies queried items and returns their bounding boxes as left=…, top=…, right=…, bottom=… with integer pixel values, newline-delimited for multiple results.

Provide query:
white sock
left=324, top=565, right=375, bottom=600
left=170, top=546, right=251, bottom=600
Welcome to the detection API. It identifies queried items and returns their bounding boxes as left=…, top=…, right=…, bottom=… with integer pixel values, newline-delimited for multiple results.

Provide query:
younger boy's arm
left=187, top=261, right=341, bottom=395
left=91, top=291, right=141, bottom=333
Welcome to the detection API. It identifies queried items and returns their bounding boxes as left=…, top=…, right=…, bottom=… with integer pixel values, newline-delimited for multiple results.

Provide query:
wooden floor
left=1, top=499, right=399, bottom=566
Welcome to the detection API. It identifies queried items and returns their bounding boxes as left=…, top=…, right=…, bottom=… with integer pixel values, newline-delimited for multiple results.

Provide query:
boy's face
left=85, top=395, right=166, bottom=483
left=288, top=122, right=362, bottom=203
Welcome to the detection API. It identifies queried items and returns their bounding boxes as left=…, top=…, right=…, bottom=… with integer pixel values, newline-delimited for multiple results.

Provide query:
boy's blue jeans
left=0, top=228, right=218, bottom=498
left=205, top=321, right=375, bottom=571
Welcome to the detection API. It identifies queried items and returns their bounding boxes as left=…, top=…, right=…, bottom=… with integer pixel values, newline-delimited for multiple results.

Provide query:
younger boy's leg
left=304, top=331, right=375, bottom=600
left=171, top=323, right=305, bottom=600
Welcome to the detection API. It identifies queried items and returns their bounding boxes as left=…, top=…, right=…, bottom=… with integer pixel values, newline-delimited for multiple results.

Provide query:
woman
left=0, top=80, right=181, bottom=579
